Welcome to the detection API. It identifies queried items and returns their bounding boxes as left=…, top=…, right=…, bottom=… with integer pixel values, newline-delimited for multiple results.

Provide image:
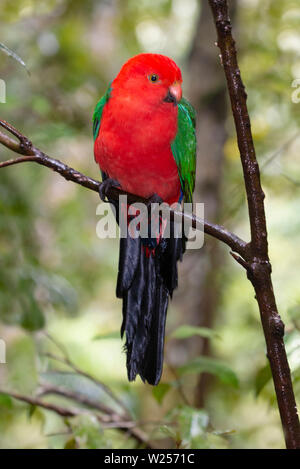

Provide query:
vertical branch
left=208, top=0, right=300, bottom=449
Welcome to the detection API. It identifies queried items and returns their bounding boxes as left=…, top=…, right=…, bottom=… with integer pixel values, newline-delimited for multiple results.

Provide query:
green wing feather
left=171, top=97, right=196, bottom=204
left=93, top=84, right=112, bottom=141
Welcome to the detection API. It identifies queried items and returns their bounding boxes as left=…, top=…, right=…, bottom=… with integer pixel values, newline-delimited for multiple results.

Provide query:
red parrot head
left=112, top=53, right=183, bottom=110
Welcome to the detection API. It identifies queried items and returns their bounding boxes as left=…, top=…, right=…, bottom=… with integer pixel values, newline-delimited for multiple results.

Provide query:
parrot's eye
left=149, top=74, right=159, bottom=83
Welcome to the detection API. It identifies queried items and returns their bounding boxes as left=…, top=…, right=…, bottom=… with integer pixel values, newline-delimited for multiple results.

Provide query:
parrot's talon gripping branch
left=99, top=178, right=121, bottom=202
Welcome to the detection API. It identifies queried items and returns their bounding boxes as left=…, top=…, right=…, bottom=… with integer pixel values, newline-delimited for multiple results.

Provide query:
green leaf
left=152, top=383, right=171, bottom=405
left=179, top=356, right=239, bottom=388
left=0, top=42, right=29, bottom=73
left=254, top=364, right=272, bottom=396
left=170, top=325, right=219, bottom=340
left=93, top=331, right=120, bottom=340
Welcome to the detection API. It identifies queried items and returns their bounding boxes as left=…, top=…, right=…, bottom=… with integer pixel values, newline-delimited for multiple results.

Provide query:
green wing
left=171, top=97, right=196, bottom=204
left=92, top=84, right=112, bottom=141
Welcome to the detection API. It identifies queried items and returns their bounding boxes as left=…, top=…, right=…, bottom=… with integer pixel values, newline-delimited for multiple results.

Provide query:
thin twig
left=230, top=251, right=251, bottom=271
left=0, top=388, right=150, bottom=447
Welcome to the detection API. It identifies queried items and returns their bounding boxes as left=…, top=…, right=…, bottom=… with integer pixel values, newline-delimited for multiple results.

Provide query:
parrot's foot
left=99, top=178, right=120, bottom=202
left=146, top=193, right=163, bottom=211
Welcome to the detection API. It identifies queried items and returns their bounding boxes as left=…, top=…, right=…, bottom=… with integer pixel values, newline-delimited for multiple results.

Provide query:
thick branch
left=208, top=0, right=300, bottom=449
left=0, top=119, right=248, bottom=258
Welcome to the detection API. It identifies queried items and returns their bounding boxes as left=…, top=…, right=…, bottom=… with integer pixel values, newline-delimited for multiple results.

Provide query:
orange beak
left=169, top=82, right=182, bottom=103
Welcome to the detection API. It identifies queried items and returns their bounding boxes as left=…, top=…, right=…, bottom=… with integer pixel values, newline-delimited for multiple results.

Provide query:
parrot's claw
left=99, top=178, right=120, bottom=202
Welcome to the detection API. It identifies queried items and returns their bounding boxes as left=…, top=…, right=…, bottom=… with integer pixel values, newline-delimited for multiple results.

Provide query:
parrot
left=93, top=53, right=196, bottom=385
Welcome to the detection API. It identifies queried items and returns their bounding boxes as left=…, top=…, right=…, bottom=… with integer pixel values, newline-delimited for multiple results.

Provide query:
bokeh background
left=0, top=0, right=300, bottom=449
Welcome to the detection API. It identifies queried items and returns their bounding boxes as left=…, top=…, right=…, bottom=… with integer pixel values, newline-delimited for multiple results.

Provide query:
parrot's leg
left=99, top=178, right=120, bottom=202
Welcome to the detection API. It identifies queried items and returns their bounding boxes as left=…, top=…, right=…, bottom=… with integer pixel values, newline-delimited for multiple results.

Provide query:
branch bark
left=208, top=0, right=300, bottom=449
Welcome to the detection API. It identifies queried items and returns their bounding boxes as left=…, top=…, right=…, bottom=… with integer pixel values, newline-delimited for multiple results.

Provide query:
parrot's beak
left=164, top=82, right=182, bottom=105
left=169, top=82, right=182, bottom=103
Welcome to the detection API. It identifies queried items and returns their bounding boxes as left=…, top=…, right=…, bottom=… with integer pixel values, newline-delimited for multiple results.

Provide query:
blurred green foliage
left=0, top=0, right=299, bottom=449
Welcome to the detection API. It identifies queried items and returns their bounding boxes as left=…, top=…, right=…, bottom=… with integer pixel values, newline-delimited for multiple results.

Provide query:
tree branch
left=208, top=0, right=300, bottom=449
